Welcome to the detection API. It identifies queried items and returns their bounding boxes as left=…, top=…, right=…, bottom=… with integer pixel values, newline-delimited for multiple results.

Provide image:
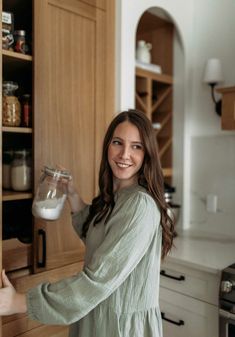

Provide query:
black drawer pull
left=161, top=312, right=185, bottom=326
left=160, top=269, right=185, bottom=281
left=37, top=229, right=46, bottom=268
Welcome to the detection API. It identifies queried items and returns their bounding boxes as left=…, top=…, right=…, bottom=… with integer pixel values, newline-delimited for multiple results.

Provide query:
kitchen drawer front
left=13, top=325, right=68, bottom=337
left=160, top=287, right=219, bottom=337
left=160, top=260, right=220, bottom=305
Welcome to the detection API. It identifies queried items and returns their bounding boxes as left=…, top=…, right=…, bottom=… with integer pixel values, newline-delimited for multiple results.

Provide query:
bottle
left=21, top=94, right=32, bottom=127
left=11, top=149, right=32, bottom=191
left=32, top=166, right=71, bottom=221
left=2, top=81, right=21, bottom=127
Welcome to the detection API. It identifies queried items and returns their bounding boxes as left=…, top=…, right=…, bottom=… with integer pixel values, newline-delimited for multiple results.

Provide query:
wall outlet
left=206, top=194, right=218, bottom=213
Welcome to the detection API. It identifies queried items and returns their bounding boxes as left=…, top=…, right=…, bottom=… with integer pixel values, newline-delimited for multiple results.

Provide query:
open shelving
left=135, top=10, right=174, bottom=184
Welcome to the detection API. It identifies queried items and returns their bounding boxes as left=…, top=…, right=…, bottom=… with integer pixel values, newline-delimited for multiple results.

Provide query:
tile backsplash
left=190, top=135, right=235, bottom=236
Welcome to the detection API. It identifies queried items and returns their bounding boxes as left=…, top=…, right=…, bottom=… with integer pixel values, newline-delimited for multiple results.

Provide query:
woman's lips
left=115, top=162, right=132, bottom=168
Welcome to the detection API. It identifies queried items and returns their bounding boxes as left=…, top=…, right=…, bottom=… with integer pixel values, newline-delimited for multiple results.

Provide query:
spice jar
left=21, top=94, right=32, bottom=127
left=2, top=81, right=21, bottom=127
left=32, top=166, right=71, bottom=221
left=2, top=150, right=13, bottom=189
left=14, top=30, right=29, bottom=54
left=11, top=149, right=32, bottom=191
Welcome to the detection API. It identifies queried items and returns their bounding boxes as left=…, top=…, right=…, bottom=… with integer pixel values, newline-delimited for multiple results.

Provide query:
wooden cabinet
left=0, top=0, right=115, bottom=335
left=160, top=287, right=218, bottom=337
left=135, top=11, right=174, bottom=184
left=2, top=261, right=84, bottom=337
left=160, top=260, right=220, bottom=337
left=1, top=0, right=34, bottom=273
left=217, top=86, right=235, bottom=130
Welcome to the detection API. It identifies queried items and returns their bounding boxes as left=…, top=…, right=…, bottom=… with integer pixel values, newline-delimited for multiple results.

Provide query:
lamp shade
left=203, top=58, right=223, bottom=84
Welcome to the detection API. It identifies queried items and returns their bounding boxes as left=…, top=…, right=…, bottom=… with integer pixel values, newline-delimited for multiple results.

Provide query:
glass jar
left=11, top=149, right=32, bottom=191
left=14, top=30, right=29, bottom=54
left=2, top=81, right=21, bottom=126
left=2, top=149, right=13, bottom=189
left=32, top=166, right=71, bottom=221
left=21, top=94, right=32, bottom=127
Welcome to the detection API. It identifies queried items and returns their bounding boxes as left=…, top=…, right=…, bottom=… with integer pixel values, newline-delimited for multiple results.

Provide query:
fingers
left=2, top=270, right=13, bottom=288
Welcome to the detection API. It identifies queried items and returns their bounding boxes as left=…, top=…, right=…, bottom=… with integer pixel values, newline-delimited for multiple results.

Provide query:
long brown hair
left=82, top=109, right=175, bottom=258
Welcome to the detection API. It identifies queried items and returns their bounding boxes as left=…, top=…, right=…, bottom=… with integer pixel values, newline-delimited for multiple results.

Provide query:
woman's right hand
left=57, top=167, right=86, bottom=214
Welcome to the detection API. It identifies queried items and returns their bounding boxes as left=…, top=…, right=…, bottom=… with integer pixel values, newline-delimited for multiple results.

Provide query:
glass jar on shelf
left=2, top=81, right=21, bottom=127
left=21, top=94, right=32, bottom=127
left=11, top=149, right=32, bottom=191
left=32, top=166, right=71, bottom=221
left=2, top=149, right=13, bottom=189
left=14, top=30, right=29, bottom=54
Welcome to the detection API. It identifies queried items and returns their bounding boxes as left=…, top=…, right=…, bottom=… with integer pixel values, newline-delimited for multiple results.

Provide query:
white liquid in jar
left=32, top=194, right=67, bottom=220
left=11, top=165, right=31, bottom=191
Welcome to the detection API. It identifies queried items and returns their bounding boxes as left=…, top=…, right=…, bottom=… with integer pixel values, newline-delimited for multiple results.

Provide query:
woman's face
left=108, top=121, right=145, bottom=191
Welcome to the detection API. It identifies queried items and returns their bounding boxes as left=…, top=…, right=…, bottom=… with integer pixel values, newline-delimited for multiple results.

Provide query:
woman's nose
left=120, top=145, right=130, bottom=159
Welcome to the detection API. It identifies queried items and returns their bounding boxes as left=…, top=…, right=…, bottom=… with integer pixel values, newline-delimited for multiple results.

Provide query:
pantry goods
left=2, top=81, right=21, bottom=126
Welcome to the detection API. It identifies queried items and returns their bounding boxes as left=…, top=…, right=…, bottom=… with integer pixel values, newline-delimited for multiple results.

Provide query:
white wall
left=116, top=0, right=235, bottom=236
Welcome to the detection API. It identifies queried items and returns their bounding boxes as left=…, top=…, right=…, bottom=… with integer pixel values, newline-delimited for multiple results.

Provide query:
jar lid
left=44, top=166, right=72, bottom=180
left=3, top=81, right=18, bottom=91
left=14, top=30, right=26, bottom=36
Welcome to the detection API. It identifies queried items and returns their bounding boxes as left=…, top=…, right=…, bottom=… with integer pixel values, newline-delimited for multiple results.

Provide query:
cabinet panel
left=3, top=261, right=84, bottom=337
left=33, top=0, right=111, bottom=272
left=160, top=287, right=219, bottom=337
left=160, top=261, right=220, bottom=306
left=217, top=86, right=235, bottom=130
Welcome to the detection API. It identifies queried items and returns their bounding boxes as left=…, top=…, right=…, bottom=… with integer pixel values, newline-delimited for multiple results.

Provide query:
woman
left=0, top=109, right=175, bottom=337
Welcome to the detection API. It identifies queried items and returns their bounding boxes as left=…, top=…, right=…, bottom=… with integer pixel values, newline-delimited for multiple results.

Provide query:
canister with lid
left=2, top=81, right=21, bottom=127
left=14, top=30, right=29, bottom=54
left=11, top=149, right=32, bottom=191
left=32, top=166, right=71, bottom=221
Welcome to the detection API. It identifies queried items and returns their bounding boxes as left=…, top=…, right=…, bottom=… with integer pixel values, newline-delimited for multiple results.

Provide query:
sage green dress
left=27, top=184, right=163, bottom=337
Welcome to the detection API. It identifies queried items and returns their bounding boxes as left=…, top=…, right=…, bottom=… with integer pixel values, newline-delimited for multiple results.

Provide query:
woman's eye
left=132, top=144, right=143, bottom=150
left=112, top=140, right=121, bottom=145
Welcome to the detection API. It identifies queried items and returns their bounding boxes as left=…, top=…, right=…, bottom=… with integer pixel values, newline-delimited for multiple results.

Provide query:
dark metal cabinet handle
left=37, top=229, right=46, bottom=268
left=160, top=269, right=185, bottom=281
left=161, top=312, right=185, bottom=326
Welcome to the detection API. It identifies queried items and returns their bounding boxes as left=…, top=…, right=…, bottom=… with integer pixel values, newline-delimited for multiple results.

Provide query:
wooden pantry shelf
left=2, top=126, right=33, bottom=133
left=136, top=67, right=173, bottom=84
left=2, top=190, right=33, bottom=201
left=2, top=49, right=32, bottom=62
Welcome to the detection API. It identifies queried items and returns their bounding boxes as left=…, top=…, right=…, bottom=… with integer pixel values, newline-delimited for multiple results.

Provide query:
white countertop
left=166, top=229, right=235, bottom=274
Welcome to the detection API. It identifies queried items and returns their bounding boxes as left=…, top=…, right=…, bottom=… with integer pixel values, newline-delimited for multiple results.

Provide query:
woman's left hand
left=0, top=270, right=27, bottom=315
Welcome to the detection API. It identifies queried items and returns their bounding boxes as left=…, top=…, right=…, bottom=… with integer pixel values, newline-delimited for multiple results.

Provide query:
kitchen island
left=167, top=229, right=235, bottom=273
left=159, top=229, right=235, bottom=337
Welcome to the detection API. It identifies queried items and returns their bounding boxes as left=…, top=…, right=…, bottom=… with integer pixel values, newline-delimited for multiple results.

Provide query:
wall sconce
left=203, top=58, right=224, bottom=116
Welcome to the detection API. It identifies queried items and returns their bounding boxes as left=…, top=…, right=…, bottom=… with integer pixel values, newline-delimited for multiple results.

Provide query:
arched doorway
left=135, top=7, right=184, bottom=222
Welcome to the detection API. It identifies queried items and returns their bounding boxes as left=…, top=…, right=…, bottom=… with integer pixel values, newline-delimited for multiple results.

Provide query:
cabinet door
left=160, top=287, right=219, bottom=337
left=221, top=90, right=235, bottom=130
left=33, top=0, right=114, bottom=272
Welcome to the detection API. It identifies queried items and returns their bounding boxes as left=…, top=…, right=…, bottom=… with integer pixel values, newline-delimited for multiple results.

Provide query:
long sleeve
left=71, top=205, right=90, bottom=239
left=26, top=191, right=161, bottom=325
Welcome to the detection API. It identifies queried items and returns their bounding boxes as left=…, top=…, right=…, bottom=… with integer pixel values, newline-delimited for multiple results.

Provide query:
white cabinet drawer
left=160, top=287, right=219, bottom=337
left=160, top=260, right=220, bottom=305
